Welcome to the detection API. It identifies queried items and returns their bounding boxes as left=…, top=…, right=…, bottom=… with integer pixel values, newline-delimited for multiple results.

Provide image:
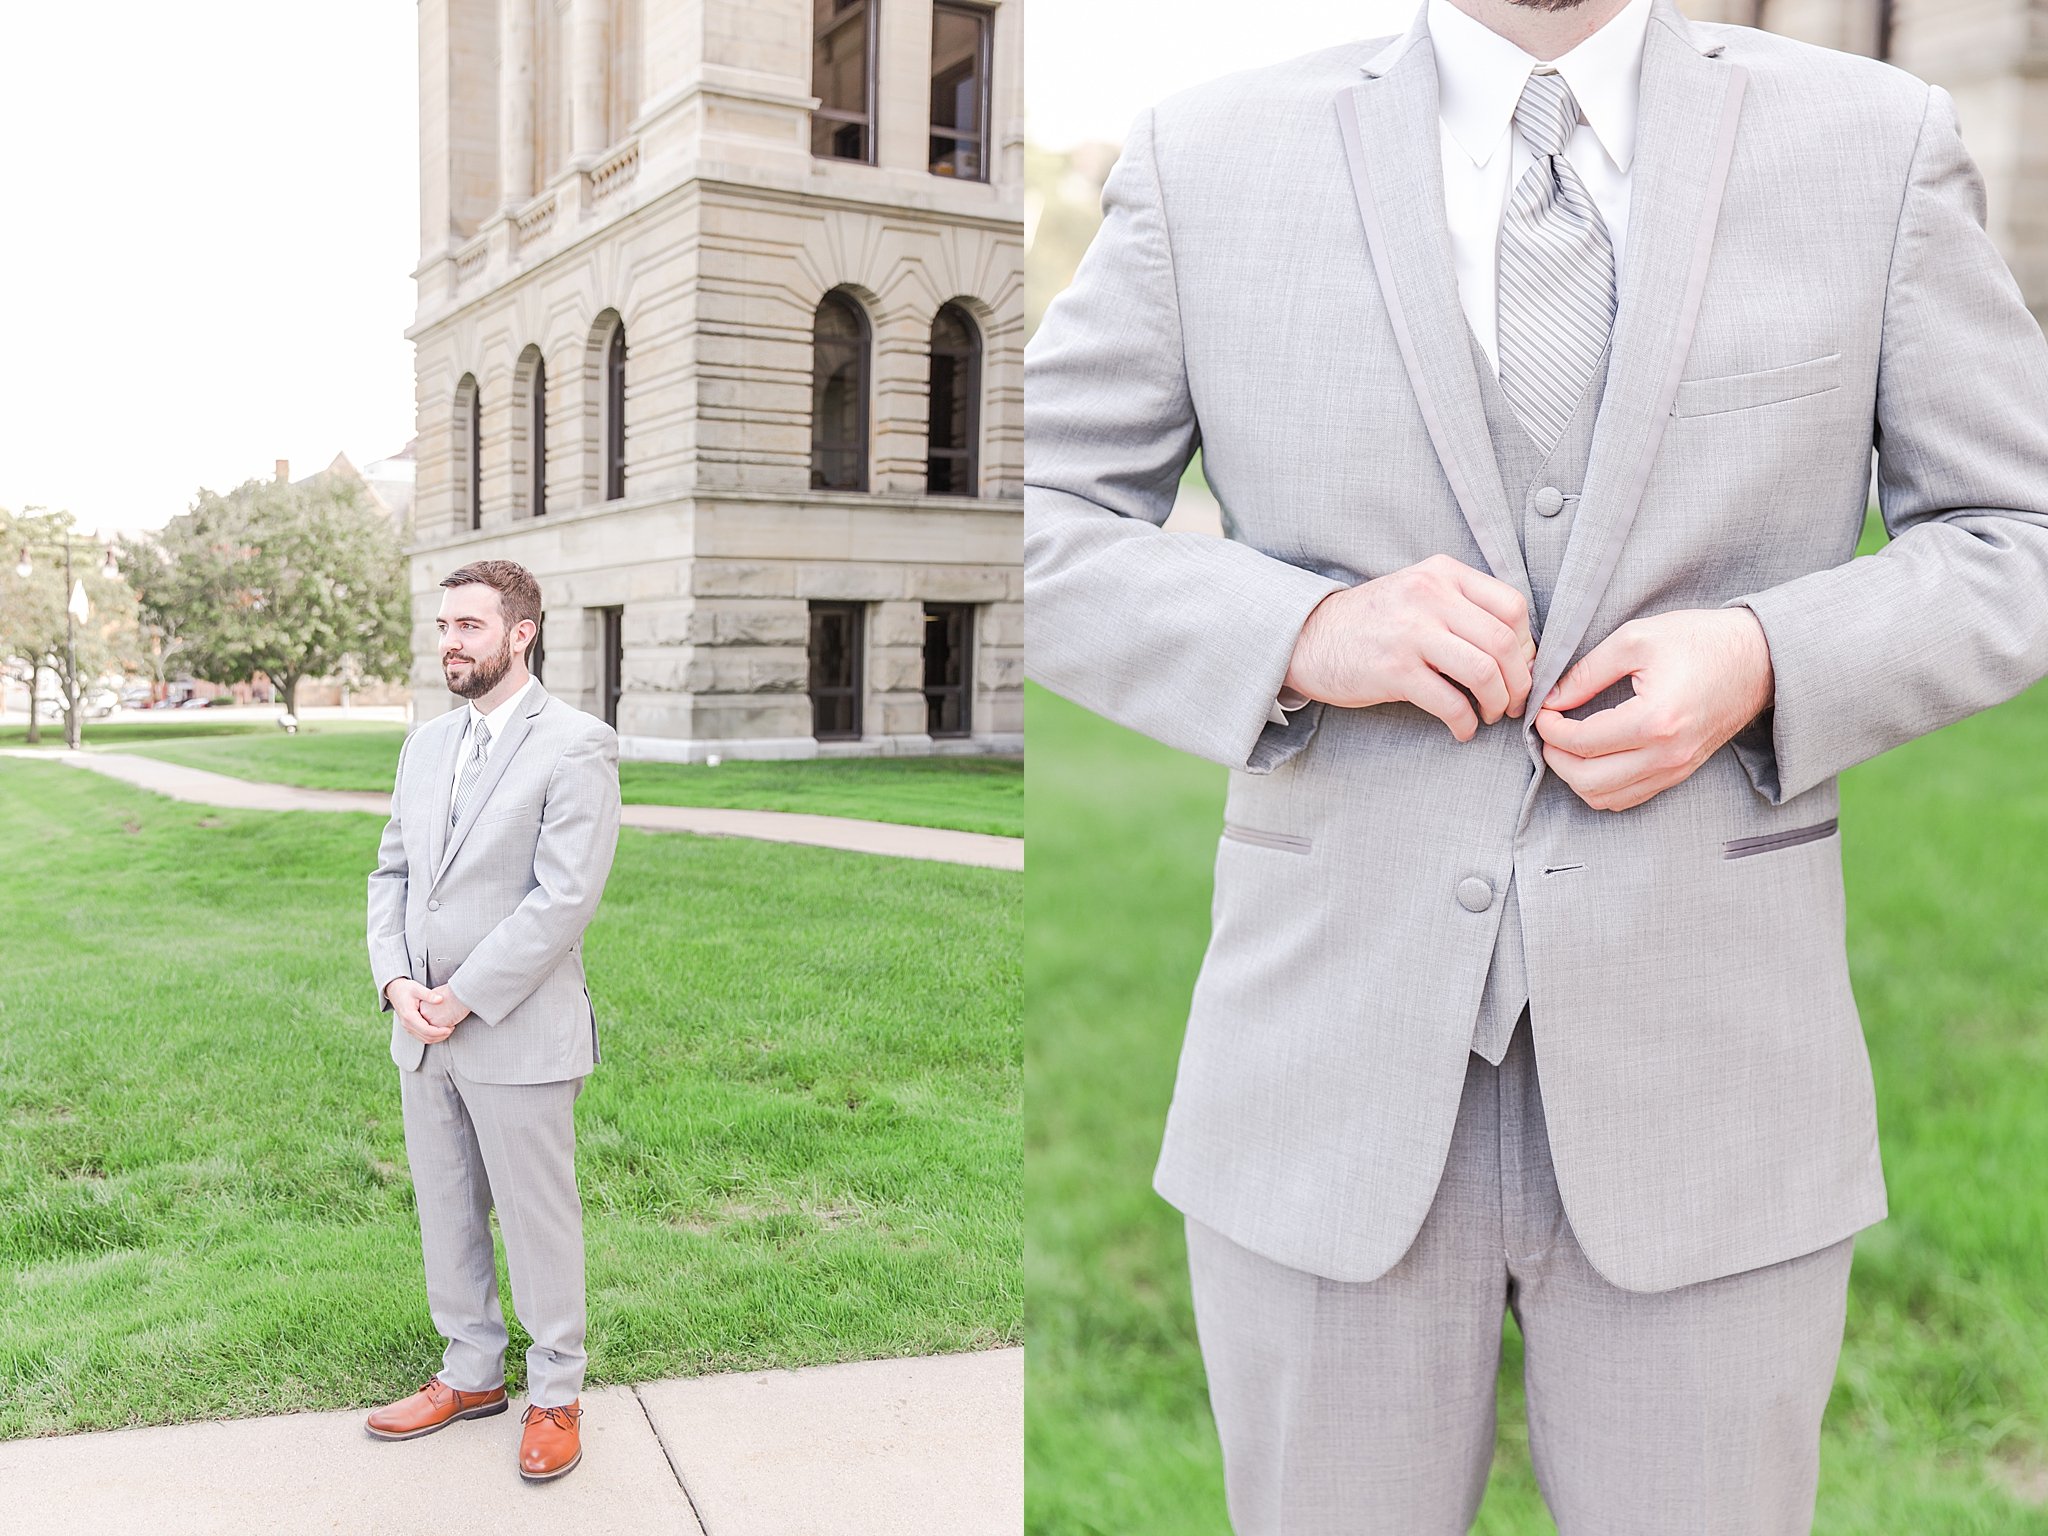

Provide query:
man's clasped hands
left=1282, top=553, right=1776, bottom=813
left=383, top=978, right=474, bottom=1044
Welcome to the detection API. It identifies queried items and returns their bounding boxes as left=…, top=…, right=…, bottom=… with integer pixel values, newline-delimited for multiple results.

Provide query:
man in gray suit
left=363, top=559, right=622, bottom=1483
left=1026, top=0, right=2048, bottom=1528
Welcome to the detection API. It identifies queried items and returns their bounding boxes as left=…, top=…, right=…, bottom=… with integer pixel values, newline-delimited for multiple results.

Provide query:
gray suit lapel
left=1338, top=0, right=1748, bottom=765
left=1525, top=2, right=1747, bottom=717
left=432, top=679, right=552, bottom=888
left=1337, top=6, right=1532, bottom=611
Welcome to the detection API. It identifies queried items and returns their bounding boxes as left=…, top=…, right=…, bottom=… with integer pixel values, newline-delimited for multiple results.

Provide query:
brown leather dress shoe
left=364, top=1377, right=509, bottom=1440
left=518, top=1400, right=584, bottom=1481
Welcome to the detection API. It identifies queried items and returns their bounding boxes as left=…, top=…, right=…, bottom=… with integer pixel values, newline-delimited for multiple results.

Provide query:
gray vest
left=1466, top=321, right=1614, bottom=1062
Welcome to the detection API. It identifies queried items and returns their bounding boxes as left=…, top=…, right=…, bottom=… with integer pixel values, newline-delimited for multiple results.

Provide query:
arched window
left=926, top=303, right=981, bottom=496
left=532, top=356, right=548, bottom=518
left=811, top=291, right=870, bottom=492
left=605, top=322, right=627, bottom=500
left=455, top=374, right=482, bottom=530
left=514, top=345, right=548, bottom=518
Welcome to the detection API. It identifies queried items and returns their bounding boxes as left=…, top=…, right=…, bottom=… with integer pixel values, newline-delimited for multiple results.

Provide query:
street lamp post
left=13, top=529, right=120, bottom=752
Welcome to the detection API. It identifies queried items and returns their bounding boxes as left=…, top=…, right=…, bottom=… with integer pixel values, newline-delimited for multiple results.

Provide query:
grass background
left=1026, top=638, right=2048, bottom=1533
left=0, top=758, right=1020, bottom=1439
left=0, top=719, right=1022, bottom=838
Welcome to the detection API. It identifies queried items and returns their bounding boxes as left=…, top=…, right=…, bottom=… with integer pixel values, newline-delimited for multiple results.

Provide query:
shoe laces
left=523, top=1403, right=581, bottom=1431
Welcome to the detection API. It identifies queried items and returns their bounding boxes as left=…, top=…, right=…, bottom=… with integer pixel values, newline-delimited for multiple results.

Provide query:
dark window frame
left=811, top=0, right=878, bottom=165
left=922, top=602, right=973, bottom=738
left=460, top=374, right=482, bottom=531
left=599, top=605, right=623, bottom=730
left=605, top=322, right=627, bottom=501
left=808, top=600, right=865, bottom=740
left=926, top=303, right=982, bottom=496
left=928, top=2, right=993, bottom=182
left=811, top=291, right=872, bottom=492
left=531, top=356, right=548, bottom=517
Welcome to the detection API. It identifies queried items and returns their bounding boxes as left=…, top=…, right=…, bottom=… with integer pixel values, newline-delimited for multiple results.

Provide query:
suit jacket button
left=1456, top=877, right=1493, bottom=913
left=427, top=899, right=440, bottom=912
left=1533, top=486, right=1565, bottom=518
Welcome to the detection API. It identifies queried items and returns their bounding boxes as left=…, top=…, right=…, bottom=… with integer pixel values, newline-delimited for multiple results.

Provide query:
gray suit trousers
left=399, top=1043, right=587, bottom=1407
left=1185, top=1016, right=1854, bottom=1536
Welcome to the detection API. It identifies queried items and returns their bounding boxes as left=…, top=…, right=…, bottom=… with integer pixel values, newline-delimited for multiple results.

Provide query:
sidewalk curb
left=0, top=749, right=1023, bottom=870
left=0, top=1348, right=1022, bottom=1536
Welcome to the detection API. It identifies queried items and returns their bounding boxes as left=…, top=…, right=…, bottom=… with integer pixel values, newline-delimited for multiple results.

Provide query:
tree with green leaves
left=136, top=475, right=410, bottom=716
left=0, top=506, right=143, bottom=744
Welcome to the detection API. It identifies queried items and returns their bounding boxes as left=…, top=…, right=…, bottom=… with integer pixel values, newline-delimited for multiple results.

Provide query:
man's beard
left=445, top=630, right=515, bottom=698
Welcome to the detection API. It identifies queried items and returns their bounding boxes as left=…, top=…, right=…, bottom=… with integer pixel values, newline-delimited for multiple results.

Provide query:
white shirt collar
left=467, top=673, right=535, bottom=743
left=1427, top=0, right=1653, bottom=173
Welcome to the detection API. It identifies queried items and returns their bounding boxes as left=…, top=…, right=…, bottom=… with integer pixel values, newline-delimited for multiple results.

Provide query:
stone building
left=1682, top=0, right=2048, bottom=332
left=409, top=0, right=1023, bottom=758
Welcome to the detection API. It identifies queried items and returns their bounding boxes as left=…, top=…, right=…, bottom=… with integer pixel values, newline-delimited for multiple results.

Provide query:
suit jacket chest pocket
left=1671, top=351, right=1842, bottom=419
left=476, top=795, right=544, bottom=826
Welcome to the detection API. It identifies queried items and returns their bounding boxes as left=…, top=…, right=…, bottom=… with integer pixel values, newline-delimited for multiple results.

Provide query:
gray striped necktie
left=1496, top=67, right=1617, bottom=457
left=451, top=718, right=490, bottom=825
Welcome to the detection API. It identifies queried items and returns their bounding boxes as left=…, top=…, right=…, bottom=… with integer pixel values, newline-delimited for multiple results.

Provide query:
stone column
left=500, top=0, right=535, bottom=206
left=571, top=0, right=610, bottom=162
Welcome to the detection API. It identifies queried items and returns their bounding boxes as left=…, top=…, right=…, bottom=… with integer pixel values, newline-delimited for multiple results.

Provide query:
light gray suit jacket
left=1025, top=0, right=2048, bottom=1290
left=367, top=679, right=623, bottom=1085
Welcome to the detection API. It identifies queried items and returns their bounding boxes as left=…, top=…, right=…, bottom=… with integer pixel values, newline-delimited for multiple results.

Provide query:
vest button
left=1533, top=486, right=1565, bottom=518
left=1456, top=876, right=1494, bottom=913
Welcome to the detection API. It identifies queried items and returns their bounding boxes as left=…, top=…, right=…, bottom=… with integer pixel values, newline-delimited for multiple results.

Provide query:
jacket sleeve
left=367, top=729, right=416, bottom=1013
left=1024, top=105, right=1349, bottom=774
left=1722, top=83, right=2048, bottom=804
left=444, top=725, right=622, bottom=1027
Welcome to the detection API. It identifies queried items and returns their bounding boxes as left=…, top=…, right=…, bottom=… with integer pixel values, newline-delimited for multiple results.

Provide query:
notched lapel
left=431, top=680, right=553, bottom=888
left=1337, top=13, right=1532, bottom=610
left=1526, top=3, right=1747, bottom=729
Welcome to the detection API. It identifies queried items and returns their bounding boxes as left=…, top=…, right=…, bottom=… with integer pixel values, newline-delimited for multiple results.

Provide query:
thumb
left=1544, top=628, right=1638, bottom=713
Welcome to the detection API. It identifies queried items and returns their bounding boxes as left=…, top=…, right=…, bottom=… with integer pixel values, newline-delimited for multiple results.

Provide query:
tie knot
left=474, top=720, right=491, bottom=748
left=1513, top=68, right=1579, bottom=159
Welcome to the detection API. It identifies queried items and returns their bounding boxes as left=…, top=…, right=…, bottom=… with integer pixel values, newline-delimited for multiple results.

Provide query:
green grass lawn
left=0, top=719, right=1023, bottom=837
left=0, top=759, right=1019, bottom=1439
left=1025, top=678, right=2048, bottom=1536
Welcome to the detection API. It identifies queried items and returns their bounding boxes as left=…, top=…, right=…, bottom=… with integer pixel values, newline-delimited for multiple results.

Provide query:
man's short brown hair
left=440, top=559, right=543, bottom=661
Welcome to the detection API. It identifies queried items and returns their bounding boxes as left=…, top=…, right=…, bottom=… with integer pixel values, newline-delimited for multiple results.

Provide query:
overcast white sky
left=0, top=2, right=419, bottom=538
left=1027, top=0, right=1419, bottom=151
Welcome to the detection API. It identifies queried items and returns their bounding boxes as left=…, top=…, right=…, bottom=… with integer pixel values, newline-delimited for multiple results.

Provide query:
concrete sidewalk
left=0, top=749, right=1022, bottom=871
left=0, top=1348, right=1021, bottom=1536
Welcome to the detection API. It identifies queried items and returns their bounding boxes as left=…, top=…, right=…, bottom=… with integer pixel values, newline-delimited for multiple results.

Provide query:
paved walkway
left=0, top=1348, right=1021, bottom=1536
left=0, top=749, right=1022, bottom=871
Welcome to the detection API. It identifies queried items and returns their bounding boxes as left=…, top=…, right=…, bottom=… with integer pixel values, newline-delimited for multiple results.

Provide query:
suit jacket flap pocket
left=1222, top=822, right=1313, bottom=854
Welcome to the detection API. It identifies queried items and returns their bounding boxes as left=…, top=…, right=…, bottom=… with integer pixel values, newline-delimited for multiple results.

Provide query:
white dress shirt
left=1432, top=0, right=1650, bottom=375
left=1271, top=0, right=1653, bottom=724
left=451, top=673, right=535, bottom=804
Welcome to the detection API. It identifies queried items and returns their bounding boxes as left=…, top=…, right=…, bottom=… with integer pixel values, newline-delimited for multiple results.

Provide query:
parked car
left=178, top=697, right=212, bottom=710
left=119, top=685, right=154, bottom=709
left=33, top=689, right=117, bottom=722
